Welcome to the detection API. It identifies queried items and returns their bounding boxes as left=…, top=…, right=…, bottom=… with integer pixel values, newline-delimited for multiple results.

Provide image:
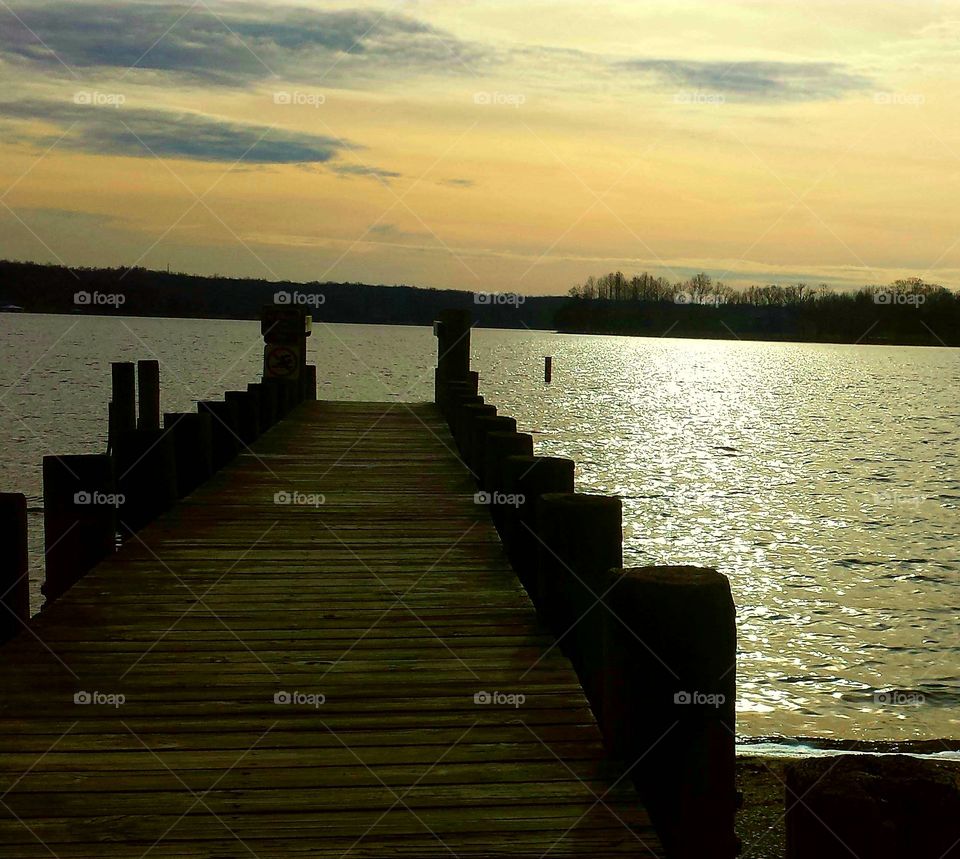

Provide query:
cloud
left=439, top=178, right=475, bottom=189
left=331, top=164, right=403, bottom=182
left=0, top=2, right=486, bottom=86
left=615, top=59, right=870, bottom=101
left=0, top=98, right=362, bottom=164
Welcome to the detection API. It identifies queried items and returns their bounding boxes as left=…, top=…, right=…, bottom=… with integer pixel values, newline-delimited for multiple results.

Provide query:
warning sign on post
left=264, top=344, right=302, bottom=379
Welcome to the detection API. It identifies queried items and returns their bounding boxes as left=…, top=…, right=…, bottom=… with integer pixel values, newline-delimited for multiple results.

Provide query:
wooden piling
left=163, top=413, right=213, bottom=498
left=453, top=403, right=496, bottom=458
left=198, top=401, right=241, bottom=471
left=544, top=356, right=553, bottom=384
left=468, top=415, right=517, bottom=485
left=602, top=565, right=737, bottom=859
left=225, top=390, right=261, bottom=444
left=114, top=429, right=178, bottom=534
left=109, top=362, right=136, bottom=451
left=535, top=493, right=622, bottom=712
left=248, top=382, right=278, bottom=431
left=42, top=454, right=116, bottom=604
left=433, top=309, right=472, bottom=404
left=498, top=455, right=575, bottom=595
left=482, top=431, right=534, bottom=494
left=303, top=365, right=317, bottom=401
left=137, top=359, right=161, bottom=430
left=0, top=493, right=29, bottom=643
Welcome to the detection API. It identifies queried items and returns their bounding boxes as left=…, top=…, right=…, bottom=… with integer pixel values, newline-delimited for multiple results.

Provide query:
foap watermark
left=273, top=490, right=325, bottom=507
left=874, top=690, right=924, bottom=707
left=870, top=490, right=924, bottom=510
left=474, top=291, right=525, bottom=306
left=273, top=91, right=325, bottom=108
left=73, top=91, right=125, bottom=108
left=874, top=292, right=925, bottom=307
left=74, top=290, right=125, bottom=308
left=673, top=91, right=725, bottom=107
left=274, top=690, right=326, bottom=708
left=274, top=290, right=325, bottom=307
left=74, top=490, right=125, bottom=507
left=474, top=690, right=525, bottom=708
left=674, top=291, right=722, bottom=306
left=674, top=690, right=725, bottom=708
left=74, top=690, right=125, bottom=708
left=874, top=91, right=925, bottom=107
left=473, top=91, right=526, bottom=108
left=474, top=491, right=525, bottom=508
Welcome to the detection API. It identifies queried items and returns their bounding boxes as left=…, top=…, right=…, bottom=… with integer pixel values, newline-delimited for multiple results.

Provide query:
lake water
left=2, top=313, right=958, bottom=745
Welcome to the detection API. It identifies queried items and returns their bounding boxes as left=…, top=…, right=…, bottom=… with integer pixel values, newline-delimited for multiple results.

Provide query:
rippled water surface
left=2, top=314, right=958, bottom=742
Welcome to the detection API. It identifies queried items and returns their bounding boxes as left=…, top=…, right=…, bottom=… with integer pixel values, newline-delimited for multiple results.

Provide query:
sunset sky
left=1, top=0, right=958, bottom=294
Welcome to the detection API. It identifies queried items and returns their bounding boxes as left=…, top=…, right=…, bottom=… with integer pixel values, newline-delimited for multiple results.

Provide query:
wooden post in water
left=433, top=309, right=472, bottom=407
left=198, top=401, right=241, bottom=471
left=42, top=454, right=116, bottom=604
left=535, top=493, right=622, bottom=713
left=498, top=455, right=575, bottom=596
left=163, top=412, right=212, bottom=498
left=469, top=415, right=517, bottom=486
left=109, top=362, right=136, bottom=451
left=602, top=565, right=737, bottom=859
left=0, top=493, right=29, bottom=643
left=137, top=359, right=161, bottom=430
left=544, top=356, right=553, bottom=384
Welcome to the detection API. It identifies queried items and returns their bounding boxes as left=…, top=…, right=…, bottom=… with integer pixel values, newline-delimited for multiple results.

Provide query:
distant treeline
left=557, top=272, right=960, bottom=346
left=0, top=261, right=565, bottom=329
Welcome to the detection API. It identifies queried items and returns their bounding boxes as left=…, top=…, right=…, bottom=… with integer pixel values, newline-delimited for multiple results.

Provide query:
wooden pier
left=0, top=400, right=665, bottom=857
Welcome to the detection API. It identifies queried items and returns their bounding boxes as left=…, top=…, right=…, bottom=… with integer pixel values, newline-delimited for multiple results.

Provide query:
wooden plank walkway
left=0, top=402, right=663, bottom=857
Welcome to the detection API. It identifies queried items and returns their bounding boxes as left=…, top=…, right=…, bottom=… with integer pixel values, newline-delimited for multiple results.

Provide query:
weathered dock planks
left=0, top=401, right=663, bottom=857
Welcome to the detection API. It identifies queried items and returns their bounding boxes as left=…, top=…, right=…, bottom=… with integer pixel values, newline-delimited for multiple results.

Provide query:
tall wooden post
left=198, top=401, right=240, bottom=471
left=0, top=493, right=30, bottom=642
left=433, top=309, right=471, bottom=406
left=109, top=362, right=136, bottom=451
left=469, top=416, right=517, bottom=486
left=602, top=565, right=737, bottom=859
left=42, top=454, right=116, bottom=604
left=114, top=429, right=178, bottom=535
left=535, top=493, right=622, bottom=712
left=137, top=360, right=161, bottom=430
left=498, top=455, right=575, bottom=596
left=163, top=412, right=212, bottom=498
left=261, top=305, right=308, bottom=412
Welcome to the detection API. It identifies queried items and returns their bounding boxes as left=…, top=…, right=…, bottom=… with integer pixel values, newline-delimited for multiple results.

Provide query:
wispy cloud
left=0, top=99, right=360, bottom=164
left=615, top=58, right=870, bottom=101
left=0, top=2, right=486, bottom=86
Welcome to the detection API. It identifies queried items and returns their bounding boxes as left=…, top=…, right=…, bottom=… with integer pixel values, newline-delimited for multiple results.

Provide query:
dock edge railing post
left=497, top=455, right=575, bottom=597
left=534, top=493, right=622, bottom=716
left=137, top=359, right=161, bottom=431
left=433, top=309, right=472, bottom=408
left=42, top=454, right=116, bottom=604
left=601, top=565, right=738, bottom=859
left=0, top=493, right=30, bottom=643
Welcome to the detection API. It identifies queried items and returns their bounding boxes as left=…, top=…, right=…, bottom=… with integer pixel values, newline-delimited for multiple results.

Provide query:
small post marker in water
left=544, top=356, right=552, bottom=384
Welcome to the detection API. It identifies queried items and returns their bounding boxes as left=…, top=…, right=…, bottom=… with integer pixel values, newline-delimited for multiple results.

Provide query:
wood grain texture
left=0, top=401, right=663, bottom=857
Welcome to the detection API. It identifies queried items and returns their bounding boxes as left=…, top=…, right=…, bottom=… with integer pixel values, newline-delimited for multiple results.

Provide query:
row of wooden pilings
left=0, top=356, right=317, bottom=641
left=433, top=310, right=739, bottom=859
